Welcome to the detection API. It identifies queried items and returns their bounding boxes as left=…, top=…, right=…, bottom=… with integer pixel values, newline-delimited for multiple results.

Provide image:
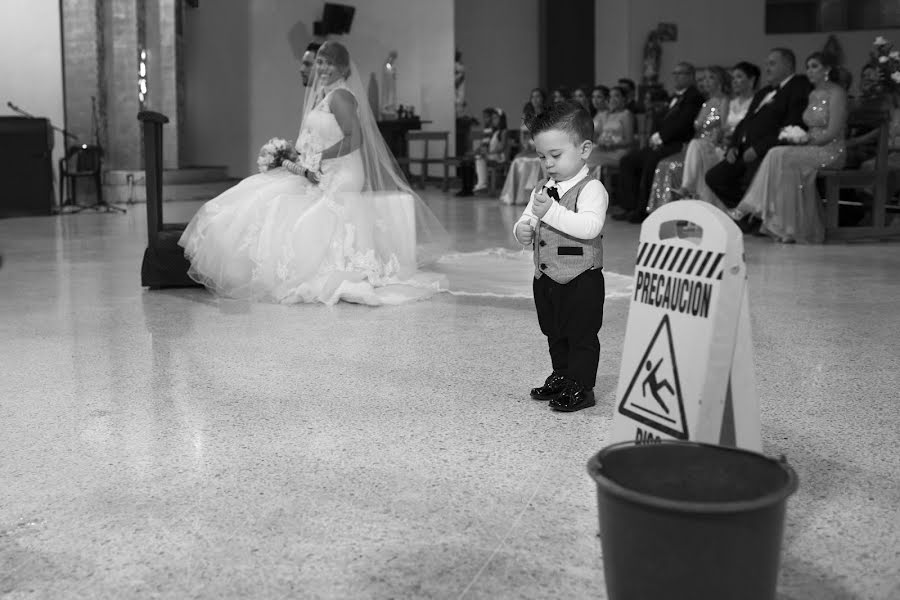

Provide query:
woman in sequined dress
left=647, top=67, right=730, bottom=212
left=729, top=52, right=847, bottom=243
left=670, top=63, right=759, bottom=208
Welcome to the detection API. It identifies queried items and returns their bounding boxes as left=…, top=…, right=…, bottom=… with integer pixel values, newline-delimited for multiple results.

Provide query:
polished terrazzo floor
left=1, top=193, right=899, bottom=599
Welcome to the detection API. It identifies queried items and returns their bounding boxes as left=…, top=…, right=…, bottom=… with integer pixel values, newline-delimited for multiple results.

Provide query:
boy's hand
left=515, top=221, right=534, bottom=245
left=532, top=189, right=554, bottom=219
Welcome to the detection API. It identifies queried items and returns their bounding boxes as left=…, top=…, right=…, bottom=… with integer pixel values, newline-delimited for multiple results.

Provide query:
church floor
left=1, top=192, right=898, bottom=599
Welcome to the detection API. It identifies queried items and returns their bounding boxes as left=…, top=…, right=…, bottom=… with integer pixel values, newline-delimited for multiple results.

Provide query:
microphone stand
left=6, top=101, right=78, bottom=142
left=74, top=96, right=124, bottom=214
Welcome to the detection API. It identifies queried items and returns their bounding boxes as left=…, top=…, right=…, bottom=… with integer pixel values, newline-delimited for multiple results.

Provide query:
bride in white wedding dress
left=179, top=41, right=451, bottom=306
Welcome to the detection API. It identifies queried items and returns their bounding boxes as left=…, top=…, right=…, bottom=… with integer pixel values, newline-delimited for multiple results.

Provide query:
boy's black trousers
left=532, top=268, right=606, bottom=390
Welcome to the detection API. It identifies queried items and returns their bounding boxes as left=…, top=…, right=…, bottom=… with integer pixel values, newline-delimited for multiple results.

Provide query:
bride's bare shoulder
left=329, top=87, right=358, bottom=107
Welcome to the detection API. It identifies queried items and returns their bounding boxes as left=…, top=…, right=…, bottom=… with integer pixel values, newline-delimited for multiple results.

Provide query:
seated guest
left=500, top=89, right=548, bottom=205
left=613, top=62, right=704, bottom=223
left=551, top=86, right=571, bottom=104
left=861, top=92, right=900, bottom=171
left=704, top=48, right=812, bottom=216
left=667, top=62, right=759, bottom=208
left=618, top=78, right=640, bottom=113
left=591, top=85, right=610, bottom=119
left=648, top=67, right=732, bottom=212
left=517, top=88, right=547, bottom=156
left=573, top=85, right=592, bottom=114
left=858, top=63, right=881, bottom=102
left=728, top=52, right=847, bottom=243
left=845, top=63, right=895, bottom=168
left=587, top=86, right=635, bottom=171
left=474, top=107, right=508, bottom=194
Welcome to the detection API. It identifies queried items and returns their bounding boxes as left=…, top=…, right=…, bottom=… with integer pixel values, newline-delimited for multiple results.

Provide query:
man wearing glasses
left=614, top=63, right=703, bottom=223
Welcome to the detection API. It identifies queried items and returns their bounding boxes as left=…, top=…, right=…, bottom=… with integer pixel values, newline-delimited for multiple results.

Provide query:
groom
left=299, top=42, right=321, bottom=87
left=705, top=48, right=812, bottom=213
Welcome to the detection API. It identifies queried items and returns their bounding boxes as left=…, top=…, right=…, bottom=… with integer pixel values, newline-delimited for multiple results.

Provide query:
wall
left=596, top=0, right=898, bottom=94
left=182, top=0, right=455, bottom=178
left=181, top=0, right=250, bottom=176
left=1, top=0, right=66, bottom=175
left=455, top=0, right=540, bottom=125
left=594, top=0, right=631, bottom=88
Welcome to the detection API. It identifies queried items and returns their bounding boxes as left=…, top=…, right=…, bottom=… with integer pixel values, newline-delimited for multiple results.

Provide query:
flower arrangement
left=257, top=138, right=298, bottom=173
left=869, top=36, right=900, bottom=95
left=778, top=125, right=809, bottom=145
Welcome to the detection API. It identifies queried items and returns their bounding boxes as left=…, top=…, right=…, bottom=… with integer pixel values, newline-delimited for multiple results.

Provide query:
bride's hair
left=318, top=41, right=351, bottom=76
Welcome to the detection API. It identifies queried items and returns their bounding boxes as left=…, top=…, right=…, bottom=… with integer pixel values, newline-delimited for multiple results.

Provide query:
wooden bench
left=819, top=122, right=900, bottom=241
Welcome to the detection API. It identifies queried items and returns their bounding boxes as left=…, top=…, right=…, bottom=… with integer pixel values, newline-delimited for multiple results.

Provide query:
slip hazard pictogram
left=617, top=314, right=689, bottom=439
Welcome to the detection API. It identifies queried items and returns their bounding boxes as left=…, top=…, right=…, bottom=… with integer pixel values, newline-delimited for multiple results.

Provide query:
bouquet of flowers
left=778, top=125, right=808, bottom=145
left=598, top=132, right=623, bottom=148
left=870, top=36, right=900, bottom=95
left=256, top=138, right=298, bottom=173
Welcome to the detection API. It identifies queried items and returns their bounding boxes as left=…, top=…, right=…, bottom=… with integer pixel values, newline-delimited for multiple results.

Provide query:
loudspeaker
left=322, top=3, right=355, bottom=34
left=0, top=117, right=54, bottom=217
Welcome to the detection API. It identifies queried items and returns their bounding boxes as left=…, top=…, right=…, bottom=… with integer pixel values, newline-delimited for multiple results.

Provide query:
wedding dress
left=179, top=63, right=450, bottom=305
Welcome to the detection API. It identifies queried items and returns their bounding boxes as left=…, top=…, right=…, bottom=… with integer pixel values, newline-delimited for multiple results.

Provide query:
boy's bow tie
left=544, top=185, right=559, bottom=201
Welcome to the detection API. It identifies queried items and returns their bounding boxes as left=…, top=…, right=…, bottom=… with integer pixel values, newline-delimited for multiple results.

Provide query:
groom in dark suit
left=614, top=63, right=704, bottom=223
left=705, top=48, right=812, bottom=211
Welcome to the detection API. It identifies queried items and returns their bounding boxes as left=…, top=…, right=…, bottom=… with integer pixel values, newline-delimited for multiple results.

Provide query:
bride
left=178, top=41, right=451, bottom=305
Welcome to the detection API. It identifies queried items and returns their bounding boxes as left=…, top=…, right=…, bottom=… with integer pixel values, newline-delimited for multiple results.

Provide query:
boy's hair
left=526, top=100, right=594, bottom=143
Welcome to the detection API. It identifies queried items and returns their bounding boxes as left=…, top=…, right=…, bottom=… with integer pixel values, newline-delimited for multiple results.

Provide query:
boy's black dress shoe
left=530, top=372, right=569, bottom=401
left=549, top=382, right=596, bottom=412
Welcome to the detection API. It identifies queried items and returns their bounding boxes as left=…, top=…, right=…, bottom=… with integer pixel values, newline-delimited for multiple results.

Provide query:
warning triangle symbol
left=618, top=314, right=689, bottom=439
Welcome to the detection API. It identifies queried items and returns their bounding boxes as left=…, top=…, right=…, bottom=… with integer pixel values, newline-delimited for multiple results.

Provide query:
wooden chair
left=59, top=144, right=104, bottom=208
left=820, top=122, right=900, bottom=240
left=405, top=130, right=453, bottom=191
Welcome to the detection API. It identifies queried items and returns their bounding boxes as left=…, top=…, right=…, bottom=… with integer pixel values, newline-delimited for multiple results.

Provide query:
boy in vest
left=513, top=100, right=608, bottom=412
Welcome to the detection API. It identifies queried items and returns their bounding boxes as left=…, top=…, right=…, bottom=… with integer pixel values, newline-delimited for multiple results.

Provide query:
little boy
left=513, top=100, right=609, bottom=413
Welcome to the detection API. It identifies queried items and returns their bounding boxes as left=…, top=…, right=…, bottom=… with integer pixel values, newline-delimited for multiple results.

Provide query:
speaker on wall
left=322, top=3, right=355, bottom=34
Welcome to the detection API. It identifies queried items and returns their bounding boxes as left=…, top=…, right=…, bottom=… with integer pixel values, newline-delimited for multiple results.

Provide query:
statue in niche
left=381, top=51, right=399, bottom=118
left=642, top=30, right=662, bottom=86
left=641, top=24, right=676, bottom=86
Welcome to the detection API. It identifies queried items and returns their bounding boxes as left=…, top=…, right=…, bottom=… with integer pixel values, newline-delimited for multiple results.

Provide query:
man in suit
left=299, top=42, right=321, bottom=87
left=617, top=78, right=640, bottom=114
left=705, top=48, right=812, bottom=214
left=614, top=63, right=704, bottom=223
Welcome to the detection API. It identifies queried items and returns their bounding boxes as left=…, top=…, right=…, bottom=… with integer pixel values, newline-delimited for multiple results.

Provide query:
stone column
left=61, top=0, right=106, bottom=150
left=156, top=0, right=181, bottom=168
left=102, top=0, right=143, bottom=170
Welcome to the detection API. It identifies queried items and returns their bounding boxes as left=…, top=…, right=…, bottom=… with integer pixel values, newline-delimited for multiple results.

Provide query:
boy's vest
left=533, top=175, right=604, bottom=284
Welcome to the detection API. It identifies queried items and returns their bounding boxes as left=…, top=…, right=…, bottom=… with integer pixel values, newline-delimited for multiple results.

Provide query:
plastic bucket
left=587, top=440, right=798, bottom=600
